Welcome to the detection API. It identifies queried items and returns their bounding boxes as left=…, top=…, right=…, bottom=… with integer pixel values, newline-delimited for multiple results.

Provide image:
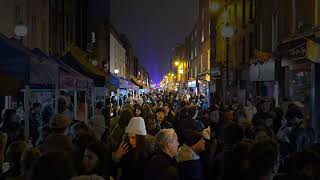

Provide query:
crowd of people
left=0, top=90, right=318, bottom=180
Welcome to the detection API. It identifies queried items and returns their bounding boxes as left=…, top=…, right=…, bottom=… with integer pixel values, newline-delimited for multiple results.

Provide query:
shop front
left=197, top=74, right=210, bottom=98
left=249, top=60, right=276, bottom=98
left=279, top=35, right=313, bottom=111
left=187, top=80, right=197, bottom=94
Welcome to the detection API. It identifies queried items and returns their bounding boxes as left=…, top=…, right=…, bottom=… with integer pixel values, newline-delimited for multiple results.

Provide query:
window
left=249, top=0, right=254, bottom=21
left=15, top=5, right=21, bottom=23
left=194, top=47, right=197, bottom=57
left=242, top=0, right=246, bottom=25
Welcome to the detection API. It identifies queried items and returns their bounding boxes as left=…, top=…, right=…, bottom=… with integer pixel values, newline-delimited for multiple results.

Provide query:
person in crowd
left=107, top=109, right=133, bottom=151
left=0, top=109, right=23, bottom=147
left=6, top=148, right=41, bottom=180
left=176, top=130, right=206, bottom=180
left=247, top=139, right=280, bottom=180
left=82, top=142, right=108, bottom=178
left=243, top=98, right=257, bottom=121
left=112, top=117, right=151, bottom=180
left=199, top=109, right=210, bottom=129
left=155, top=108, right=173, bottom=131
left=144, top=128, right=180, bottom=180
left=286, top=104, right=315, bottom=152
left=35, top=125, right=51, bottom=146
left=38, top=114, right=73, bottom=154
left=31, top=151, right=77, bottom=180
left=163, top=103, right=175, bottom=124
left=223, top=140, right=254, bottom=180
left=41, top=99, right=54, bottom=126
left=88, top=102, right=106, bottom=140
left=0, top=141, right=28, bottom=180
left=58, top=97, right=74, bottom=121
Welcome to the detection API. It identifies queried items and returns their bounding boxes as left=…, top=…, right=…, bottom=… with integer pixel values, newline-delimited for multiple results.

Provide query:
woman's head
left=145, top=114, right=156, bottom=134
left=82, top=143, right=106, bottom=176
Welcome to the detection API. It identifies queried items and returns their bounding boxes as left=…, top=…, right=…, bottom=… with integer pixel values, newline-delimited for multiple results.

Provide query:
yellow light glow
left=175, top=61, right=180, bottom=66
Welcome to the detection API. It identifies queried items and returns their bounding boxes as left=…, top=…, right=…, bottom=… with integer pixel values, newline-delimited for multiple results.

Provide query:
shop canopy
left=32, top=48, right=93, bottom=89
left=0, top=34, right=59, bottom=95
left=130, top=75, right=144, bottom=89
left=63, top=46, right=106, bottom=87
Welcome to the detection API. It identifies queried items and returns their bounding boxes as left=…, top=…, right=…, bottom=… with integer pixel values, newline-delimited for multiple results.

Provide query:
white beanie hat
left=125, top=117, right=147, bottom=136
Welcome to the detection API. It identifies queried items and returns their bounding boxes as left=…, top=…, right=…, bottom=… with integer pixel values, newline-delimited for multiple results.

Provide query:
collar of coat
left=176, top=144, right=200, bottom=163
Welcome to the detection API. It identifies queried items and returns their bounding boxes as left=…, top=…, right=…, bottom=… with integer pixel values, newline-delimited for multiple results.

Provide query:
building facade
left=109, top=26, right=126, bottom=78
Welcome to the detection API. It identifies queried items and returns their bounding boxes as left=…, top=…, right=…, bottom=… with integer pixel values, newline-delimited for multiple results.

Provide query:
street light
left=179, top=69, right=183, bottom=74
left=114, top=69, right=119, bottom=74
left=14, top=23, right=27, bottom=42
left=210, top=1, right=220, bottom=12
left=175, top=61, right=180, bottom=66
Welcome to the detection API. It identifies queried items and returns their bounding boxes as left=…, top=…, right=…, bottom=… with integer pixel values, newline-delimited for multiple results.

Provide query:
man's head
left=155, top=108, right=165, bottom=123
left=155, top=129, right=179, bottom=158
left=184, top=130, right=206, bottom=154
left=50, top=114, right=72, bottom=134
left=249, top=139, right=280, bottom=177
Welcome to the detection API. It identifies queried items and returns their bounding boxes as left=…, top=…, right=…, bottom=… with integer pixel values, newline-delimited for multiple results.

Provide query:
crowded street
left=0, top=0, right=320, bottom=180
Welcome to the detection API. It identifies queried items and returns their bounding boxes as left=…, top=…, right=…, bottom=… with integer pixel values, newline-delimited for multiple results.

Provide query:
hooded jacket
left=176, top=145, right=205, bottom=180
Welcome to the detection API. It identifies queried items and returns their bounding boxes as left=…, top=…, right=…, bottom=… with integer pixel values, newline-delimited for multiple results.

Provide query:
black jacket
left=176, top=145, right=205, bottom=180
left=144, top=152, right=180, bottom=180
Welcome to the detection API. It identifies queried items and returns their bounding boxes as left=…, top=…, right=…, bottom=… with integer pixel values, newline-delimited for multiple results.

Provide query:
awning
left=63, top=46, right=106, bottom=87
left=32, top=48, right=93, bottom=89
left=130, top=76, right=144, bottom=89
left=0, top=34, right=59, bottom=93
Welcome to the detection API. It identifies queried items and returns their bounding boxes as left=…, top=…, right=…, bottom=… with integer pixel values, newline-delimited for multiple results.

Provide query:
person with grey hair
left=144, top=128, right=180, bottom=180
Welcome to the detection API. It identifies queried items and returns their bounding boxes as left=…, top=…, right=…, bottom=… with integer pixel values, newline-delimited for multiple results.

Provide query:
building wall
left=198, top=0, right=210, bottom=75
left=110, top=32, right=126, bottom=78
left=0, top=0, right=49, bottom=53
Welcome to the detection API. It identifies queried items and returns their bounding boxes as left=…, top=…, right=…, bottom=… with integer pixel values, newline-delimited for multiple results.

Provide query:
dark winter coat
left=176, top=145, right=205, bottom=180
left=144, top=152, right=180, bottom=180
left=289, top=123, right=315, bottom=152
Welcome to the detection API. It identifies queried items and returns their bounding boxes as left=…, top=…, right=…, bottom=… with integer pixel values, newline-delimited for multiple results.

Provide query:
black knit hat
left=183, top=130, right=203, bottom=146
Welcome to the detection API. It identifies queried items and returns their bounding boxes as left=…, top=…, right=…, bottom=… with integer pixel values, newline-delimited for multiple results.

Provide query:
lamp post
left=114, top=69, right=119, bottom=75
left=14, top=23, right=27, bottom=43
left=222, top=24, right=234, bottom=104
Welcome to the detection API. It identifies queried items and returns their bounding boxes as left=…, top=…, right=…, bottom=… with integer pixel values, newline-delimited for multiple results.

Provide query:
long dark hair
left=133, top=135, right=146, bottom=162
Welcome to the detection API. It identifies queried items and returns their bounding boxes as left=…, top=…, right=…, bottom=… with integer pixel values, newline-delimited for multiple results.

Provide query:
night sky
left=110, top=0, right=198, bottom=84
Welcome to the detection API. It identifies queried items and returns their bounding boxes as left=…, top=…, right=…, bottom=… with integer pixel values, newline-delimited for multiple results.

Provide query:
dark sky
left=110, top=0, right=198, bottom=84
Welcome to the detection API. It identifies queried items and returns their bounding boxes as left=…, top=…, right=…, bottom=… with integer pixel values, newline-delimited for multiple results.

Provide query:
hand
left=112, top=142, right=129, bottom=162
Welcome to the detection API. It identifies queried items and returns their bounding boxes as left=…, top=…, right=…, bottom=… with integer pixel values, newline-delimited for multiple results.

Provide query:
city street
left=0, top=0, right=319, bottom=179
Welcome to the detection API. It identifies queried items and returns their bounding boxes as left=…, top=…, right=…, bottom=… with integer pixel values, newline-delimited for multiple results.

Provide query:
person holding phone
left=112, top=117, right=150, bottom=180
